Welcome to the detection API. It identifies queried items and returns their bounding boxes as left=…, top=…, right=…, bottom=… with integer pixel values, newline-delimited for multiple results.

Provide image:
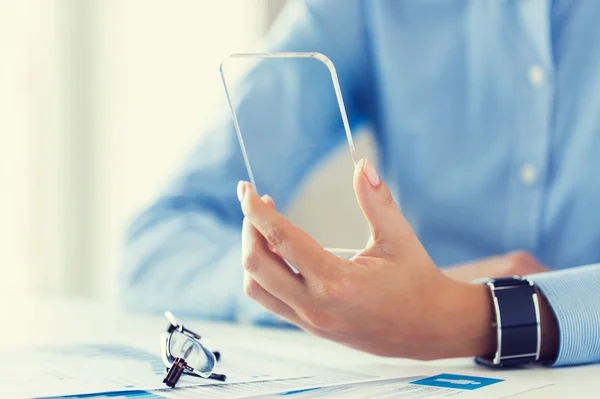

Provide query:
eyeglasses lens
left=168, top=329, right=216, bottom=376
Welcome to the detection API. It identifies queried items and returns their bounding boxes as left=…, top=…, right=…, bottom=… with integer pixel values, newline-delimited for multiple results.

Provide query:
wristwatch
left=475, top=276, right=541, bottom=367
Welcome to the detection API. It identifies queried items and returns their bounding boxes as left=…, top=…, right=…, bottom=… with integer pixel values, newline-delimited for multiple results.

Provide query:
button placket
left=503, top=61, right=553, bottom=253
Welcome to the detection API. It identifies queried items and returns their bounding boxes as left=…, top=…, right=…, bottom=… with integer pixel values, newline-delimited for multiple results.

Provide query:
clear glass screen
left=220, top=53, right=369, bottom=255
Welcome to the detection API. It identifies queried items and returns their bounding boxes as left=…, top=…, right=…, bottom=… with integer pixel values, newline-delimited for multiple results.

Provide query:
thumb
left=353, top=158, right=412, bottom=253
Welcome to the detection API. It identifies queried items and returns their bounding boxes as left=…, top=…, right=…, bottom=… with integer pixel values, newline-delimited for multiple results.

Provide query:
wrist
left=443, top=280, right=559, bottom=363
left=434, top=280, right=496, bottom=359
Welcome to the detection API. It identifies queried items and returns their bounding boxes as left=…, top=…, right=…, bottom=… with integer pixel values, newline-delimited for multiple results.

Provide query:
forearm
left=120, top=209, right=241, bottom=320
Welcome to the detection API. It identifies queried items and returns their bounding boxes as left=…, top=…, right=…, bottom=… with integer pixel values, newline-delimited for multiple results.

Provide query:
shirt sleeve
left=530, top=264, right=600, bottom=366
left=119, top=0, right=371, bottom=323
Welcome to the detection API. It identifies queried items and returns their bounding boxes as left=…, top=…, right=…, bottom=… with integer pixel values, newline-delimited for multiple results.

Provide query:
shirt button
left=520, top=164, right=538, bottom=185
left=528, top=65, right=546, bottom=87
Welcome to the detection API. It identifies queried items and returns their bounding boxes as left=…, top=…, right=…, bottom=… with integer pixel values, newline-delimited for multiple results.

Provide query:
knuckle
left=326, top=282, right=346, bottom=301
left=243, top=278, right=260, bottom=299
left=242, top=251, right=261, bottom=274
left=371, top=239, right=395, bottom=258
left=316, top=284, right=338, bottom=302
left=314, top=277, right=351, bottom=303
left=381, top=191, right=397, bottom=209
left=264, top=225, right=286, bottom=248
left=302, top=307, right=335, bottom=329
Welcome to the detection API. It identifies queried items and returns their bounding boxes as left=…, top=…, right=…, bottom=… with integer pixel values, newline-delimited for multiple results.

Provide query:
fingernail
left=362, top=159, right=381, bottom=187
left=261, top=194, right=275, bottom=208
left=237, top=181, right=247, bottom=202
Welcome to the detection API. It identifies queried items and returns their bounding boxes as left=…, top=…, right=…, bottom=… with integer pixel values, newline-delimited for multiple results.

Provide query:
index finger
left=238, top=182, right=339, bottom=279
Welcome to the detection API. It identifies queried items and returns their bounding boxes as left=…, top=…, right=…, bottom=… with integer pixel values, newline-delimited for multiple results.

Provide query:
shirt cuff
left=529, top=264, right=600, bottom=366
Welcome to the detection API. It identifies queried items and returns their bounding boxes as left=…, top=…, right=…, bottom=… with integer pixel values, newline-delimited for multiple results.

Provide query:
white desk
left=5, top=297, right=599, bottom=398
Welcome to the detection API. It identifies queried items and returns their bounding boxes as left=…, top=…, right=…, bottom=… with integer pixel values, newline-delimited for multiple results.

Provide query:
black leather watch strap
left=475, top=277, right=541, bottom=367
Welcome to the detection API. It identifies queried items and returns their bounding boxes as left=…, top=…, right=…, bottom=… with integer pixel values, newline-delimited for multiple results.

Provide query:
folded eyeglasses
left=160, top=312, right=226, bottom=388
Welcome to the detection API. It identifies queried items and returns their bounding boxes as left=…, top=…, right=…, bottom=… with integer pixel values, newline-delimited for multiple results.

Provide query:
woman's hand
left=237, top=159, right=495, bottom=360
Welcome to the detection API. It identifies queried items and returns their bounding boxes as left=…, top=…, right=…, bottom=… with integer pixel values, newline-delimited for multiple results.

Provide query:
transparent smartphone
left=220, top=52, right=367, bottom=259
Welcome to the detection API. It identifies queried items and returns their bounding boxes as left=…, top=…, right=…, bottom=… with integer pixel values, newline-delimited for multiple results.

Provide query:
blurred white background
left=0, top=0, right=373, bottom=302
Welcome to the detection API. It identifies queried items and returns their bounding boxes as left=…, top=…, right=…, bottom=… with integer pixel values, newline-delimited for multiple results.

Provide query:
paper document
left=0, top=343, right=310, bottom=399
left=154, top=369, right=387, bottom=399
left=0, top=343, right=552, bottom=399
left=249, top=373, right=552, bottom=398
left=150, top=369, right=550, bottom=399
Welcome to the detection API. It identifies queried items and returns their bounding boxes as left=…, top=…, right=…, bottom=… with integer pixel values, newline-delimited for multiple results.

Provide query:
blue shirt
left=121, top=0, right=600, bottom=366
